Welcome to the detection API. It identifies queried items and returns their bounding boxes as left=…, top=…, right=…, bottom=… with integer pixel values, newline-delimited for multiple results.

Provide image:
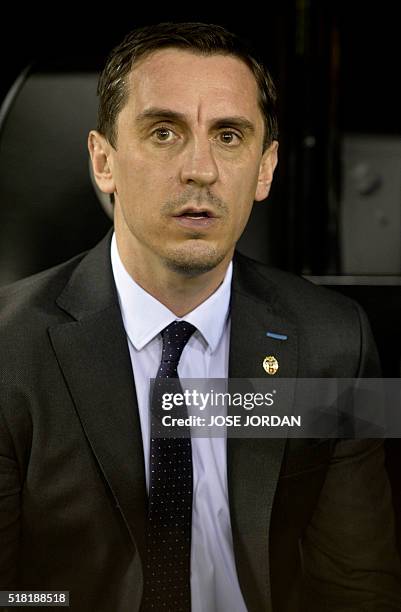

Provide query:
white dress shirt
left=111, top=234, right=247, bottom=612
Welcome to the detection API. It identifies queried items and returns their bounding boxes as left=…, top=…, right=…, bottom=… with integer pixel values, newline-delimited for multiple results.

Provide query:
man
left=0, top=22, right=400, bottom=612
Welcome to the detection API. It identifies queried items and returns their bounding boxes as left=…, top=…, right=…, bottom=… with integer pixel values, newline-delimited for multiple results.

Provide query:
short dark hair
left=97, top=22, right=278, bottom=151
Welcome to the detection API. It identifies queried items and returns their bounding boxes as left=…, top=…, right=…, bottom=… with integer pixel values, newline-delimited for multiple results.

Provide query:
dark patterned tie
left=141, top=321, right=196, bottom=612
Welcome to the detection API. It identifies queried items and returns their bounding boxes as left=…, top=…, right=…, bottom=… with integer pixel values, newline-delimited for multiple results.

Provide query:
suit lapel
left=48, top=232, right=147, bottom=559
left=228, top=253, right=298, bottom=612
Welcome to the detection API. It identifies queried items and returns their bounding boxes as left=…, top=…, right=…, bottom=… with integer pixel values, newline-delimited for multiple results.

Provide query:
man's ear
left=254, top=140, right=279, bottom=202
left=88, top=131, right=116, bottom=195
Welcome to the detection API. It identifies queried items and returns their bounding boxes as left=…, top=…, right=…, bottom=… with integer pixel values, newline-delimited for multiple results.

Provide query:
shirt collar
left=110, top=233, right=232, bottom=353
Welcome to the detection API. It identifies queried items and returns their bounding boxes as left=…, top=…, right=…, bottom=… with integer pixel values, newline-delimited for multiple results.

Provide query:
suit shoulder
left=234, top=251, right=362, bottom=328
left=0, top=251, right=87, bottom=326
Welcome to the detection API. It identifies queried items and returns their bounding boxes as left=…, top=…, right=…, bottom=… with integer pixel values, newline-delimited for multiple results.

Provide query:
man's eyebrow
left=212, top=116, right=255, bottom=133
left=135, top=108, right=255, bottom=133
left=136, top=108, right=187, bottom=123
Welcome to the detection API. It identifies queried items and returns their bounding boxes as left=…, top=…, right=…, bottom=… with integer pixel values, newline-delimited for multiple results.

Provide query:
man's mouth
left=173, top=206, right=217, bottom=219
left=172, top=207, right=218, bottom=229
left=178, top=211, right=211, bottom=219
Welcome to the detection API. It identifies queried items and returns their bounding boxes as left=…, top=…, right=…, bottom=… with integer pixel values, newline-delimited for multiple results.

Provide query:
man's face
left=94, top=49, right=278, bottom=276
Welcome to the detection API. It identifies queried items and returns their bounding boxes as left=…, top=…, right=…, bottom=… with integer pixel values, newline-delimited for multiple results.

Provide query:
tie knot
left=161, top=321, right=196, bottom=369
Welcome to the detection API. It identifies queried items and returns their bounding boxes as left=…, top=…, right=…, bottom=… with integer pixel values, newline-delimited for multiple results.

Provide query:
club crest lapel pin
left=263, top=355, right=279, bottom=375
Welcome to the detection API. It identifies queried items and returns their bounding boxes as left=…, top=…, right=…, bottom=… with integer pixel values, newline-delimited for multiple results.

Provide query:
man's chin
left=162, top=245, right=228, bottom=277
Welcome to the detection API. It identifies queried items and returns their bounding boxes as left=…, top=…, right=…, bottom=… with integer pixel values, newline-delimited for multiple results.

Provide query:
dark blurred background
left=2, top=1, right=401, bottom=355
left=1, top=0, right=401, bottom=547
left=1, top=1, right=400, bottom=276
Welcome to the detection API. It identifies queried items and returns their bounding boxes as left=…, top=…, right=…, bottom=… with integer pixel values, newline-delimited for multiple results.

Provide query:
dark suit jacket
left=0, top=231, right=400, bottom=612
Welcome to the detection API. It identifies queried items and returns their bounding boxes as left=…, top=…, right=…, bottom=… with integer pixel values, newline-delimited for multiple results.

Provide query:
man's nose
left=179, top=137, right=219, bottom=186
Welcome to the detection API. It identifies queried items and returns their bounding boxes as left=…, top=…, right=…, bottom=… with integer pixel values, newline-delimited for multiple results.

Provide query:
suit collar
left=230, top=250, right=299, bottom=378
left=56, top=229, right=116, bottom=319
left=50, top=229, right=148, bottom=561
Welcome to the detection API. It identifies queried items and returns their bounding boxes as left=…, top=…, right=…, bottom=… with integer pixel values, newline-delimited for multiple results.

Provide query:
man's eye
left=218, top=131, right=242, bottom=145
left=151, top=127, right=176, bottom=142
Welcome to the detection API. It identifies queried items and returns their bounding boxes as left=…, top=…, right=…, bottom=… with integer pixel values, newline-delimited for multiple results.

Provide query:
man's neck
left=115, top=238, right=232, bottom=318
